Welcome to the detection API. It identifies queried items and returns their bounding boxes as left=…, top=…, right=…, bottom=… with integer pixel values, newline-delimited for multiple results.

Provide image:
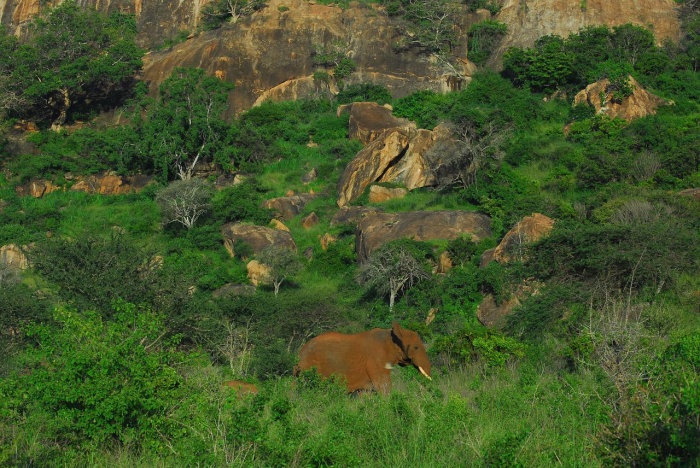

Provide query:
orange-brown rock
left=0, top=244, right=28, bottom=271
left=246, top=260, right=271, bottom=286
left=269, top=219, right=290, bottom=232
left=330, top=206, right=383, bottom=227
left=356, top=211, right=492, bottom=263
left=14, top=179, right=60, bottom=198
left=320, top=233, right=336, bottom=250
left=573, top=76, right=671, bottom=123
left=368, top=185, right=407, bottom=203
left=338, top=102, right=415, bottom=146
left=222, top=223, right=297, bottom=258
left=379, top=123, right=452, bottom=190
left=336, top=129, right=413, bottom=207
left=263, top=193, right=318, bottom=221
left=434, top=251, right=453, bottom=274
left=477, top=282, right=540, bottom=328
left=679, top=188, right=700, bottom=201
left=495, top=0, right=680, bottom=62
left=301, top=212, right=319, bottom=229
left=492, top=213, right=555, bottom=264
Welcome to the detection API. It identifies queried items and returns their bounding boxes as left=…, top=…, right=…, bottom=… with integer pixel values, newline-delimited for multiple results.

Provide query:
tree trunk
left=51, top=87, right=70, bottom=132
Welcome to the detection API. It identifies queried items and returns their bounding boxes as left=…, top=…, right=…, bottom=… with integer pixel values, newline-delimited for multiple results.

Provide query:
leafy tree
left=0, top=302, right=184, bottom=449
left=3, top=2, right=143, bottom=128
left=258, top=245, right=302, bottom=296
left=155, top=178, right=214, bottom=229
left=467, top=20, right=507, bottom=66
left=356, top=244, right=430, bottom=313
left=134, top=67, right=234, bottom=181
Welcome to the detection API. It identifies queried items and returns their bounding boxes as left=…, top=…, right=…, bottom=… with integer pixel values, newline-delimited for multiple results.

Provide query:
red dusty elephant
left=222, top=380, right=259, bottom=396
left=294, top=322, right=431, bottom=394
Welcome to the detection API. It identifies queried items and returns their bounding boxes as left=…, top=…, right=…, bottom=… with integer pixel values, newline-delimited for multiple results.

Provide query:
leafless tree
left=429, top=120, right=510, bottom=190
left=155, top=178, right=214, bottom=229
left=356, top=245, right=429, bottom=313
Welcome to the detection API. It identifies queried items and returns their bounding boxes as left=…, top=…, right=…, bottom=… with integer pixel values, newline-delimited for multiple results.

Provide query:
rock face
left=0, top=244, right=28, bottom=271
left=15, top=173, right=154, bottom=197
left=140, top=0, right=470, bottom=115
left=336, top=122, right=450, bottom=207
left=495, top=0, right=680, bottom=61
left=491, top=213, right=555, bottom=264
left=330, top=206, right=383, bottom=227
left=477, top=213, right=554, bottom=328
left=356, top=210, right=492, bottom=263
left=368, top=185, right=407, bottom=203
left=221, top=222, right=296, bottom=258
left=1, top=0, right=681, bottom=115
left=573, top=76, right=671, bottom=123
left=246, top=259, right=271, bottom=286
left=339, top=102, right=415, bottom=145
left=262, top=193, right=318, bottom=221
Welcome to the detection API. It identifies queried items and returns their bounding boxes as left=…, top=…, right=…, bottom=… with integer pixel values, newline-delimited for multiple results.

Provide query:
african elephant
left=294, top=322, right=431, bottom=394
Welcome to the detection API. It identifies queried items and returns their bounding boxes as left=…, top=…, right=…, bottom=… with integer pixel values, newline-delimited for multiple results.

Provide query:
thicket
left=0, top=5, right=699, bottom=465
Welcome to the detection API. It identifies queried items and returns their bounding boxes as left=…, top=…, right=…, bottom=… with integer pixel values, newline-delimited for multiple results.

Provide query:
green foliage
left=467, top=20, right=507, bottom=66
left=336, top=83, right=393, bottom=105
left=201, top=0, right=266, bottom=30
left=0, top=302, right=185, bottom=458
left=132, top=67, right=235, bottom=181
left=432, top=325, right=525, bottom=368
left=155, top=178, right=214, bottom=229
left=384, top=0, right=459, bottom=53
left=2, top=1, right=143, bottom=126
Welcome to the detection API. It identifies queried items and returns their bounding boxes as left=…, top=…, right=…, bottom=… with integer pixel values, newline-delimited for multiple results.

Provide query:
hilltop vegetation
left=0, top=1, right=699, bottom=466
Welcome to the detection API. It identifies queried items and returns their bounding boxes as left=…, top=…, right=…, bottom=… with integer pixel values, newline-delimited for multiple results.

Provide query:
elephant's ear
left=391, top=321, right=406, bottom=345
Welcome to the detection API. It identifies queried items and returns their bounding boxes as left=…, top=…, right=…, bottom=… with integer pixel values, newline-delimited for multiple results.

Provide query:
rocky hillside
left=0, top=0, right=682, bottom=113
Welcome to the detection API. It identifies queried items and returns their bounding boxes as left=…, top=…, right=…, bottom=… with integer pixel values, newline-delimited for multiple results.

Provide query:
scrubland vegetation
left=0, top=1, right=699, bottom=466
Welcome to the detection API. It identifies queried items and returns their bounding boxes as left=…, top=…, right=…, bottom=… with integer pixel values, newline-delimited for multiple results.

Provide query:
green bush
left=0, top=302, right=185, bottom=462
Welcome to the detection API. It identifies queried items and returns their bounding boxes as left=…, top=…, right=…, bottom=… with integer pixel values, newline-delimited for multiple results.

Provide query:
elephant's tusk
left=418, top=367, right=432, bottom=380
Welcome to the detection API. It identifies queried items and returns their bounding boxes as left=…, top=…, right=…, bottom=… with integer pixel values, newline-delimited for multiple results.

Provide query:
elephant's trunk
left=418, top=366, right=432, bottom=381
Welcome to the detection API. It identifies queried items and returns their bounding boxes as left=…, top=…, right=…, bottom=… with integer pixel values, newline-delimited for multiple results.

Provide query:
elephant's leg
left=367, top=367, right=392, bottom=395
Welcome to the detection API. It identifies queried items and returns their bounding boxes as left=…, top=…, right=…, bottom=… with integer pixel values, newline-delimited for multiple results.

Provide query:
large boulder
left=0, top=244, right=29, bottom=271
left=336, top=128, right=413, bottom=207
left=221, top=223, right=297, bottom=258
left=356, top=211, right=492, bottom=263
left=262, top=193, right=318, bottom=221
left=336, top=122, right=451, bottom=207
left=368, top=185, right=407, bottom=203
left=573, top=76, right=671, bottom=123
left=491, top=213, right=555, bottom=264
left=330, top=206, right=383, bottom=227
left=15, top=173, right=154, bottom=198
left=338, top=102, right=415, bottom=145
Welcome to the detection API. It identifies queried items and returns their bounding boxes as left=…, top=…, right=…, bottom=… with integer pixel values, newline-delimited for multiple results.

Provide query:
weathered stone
left=377, top=125, right=449, bottom=190
left=338, top=102, right=415, bottom=145
left=246, top=260, right=271, bottom=287
left=492, top=213, right=555, bottom=264
left=212, top=283, right=256, bottom=298
left=495, top=0, right=680, bottom=64
left=320, top=232, right=336, bottom=250
left=573, top=76, right=671, bottom=123
left=434, top=251, right=453, bottom=274
left=301, top=212, right=319, bottom=229
left=222, top=223, right=297, bottom=258
left=336, top=128, right=413, bottom=207
left=356, top=211, right=492, bottom=263
left=368, top=185, right=408, bottom=203
left=679, top=188, right=700, bottom=201
left=479, top=248, right=496, bottom=268
left=15, top=180, right=60, bottom=198
left=0, top=244, right=28, bottom=271
left=269, top=219, right=290, bottom=232
left=477, top=282, right=540, bottom=328
left=263, top=193, right=318, bottom=221
left=330, top=206, right=383, bottom=227
left=301, top=168, right=318, bottom=184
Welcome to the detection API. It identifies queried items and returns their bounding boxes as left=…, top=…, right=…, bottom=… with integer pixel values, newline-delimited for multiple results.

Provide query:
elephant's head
left=391, top=321, right=432, bottom=380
